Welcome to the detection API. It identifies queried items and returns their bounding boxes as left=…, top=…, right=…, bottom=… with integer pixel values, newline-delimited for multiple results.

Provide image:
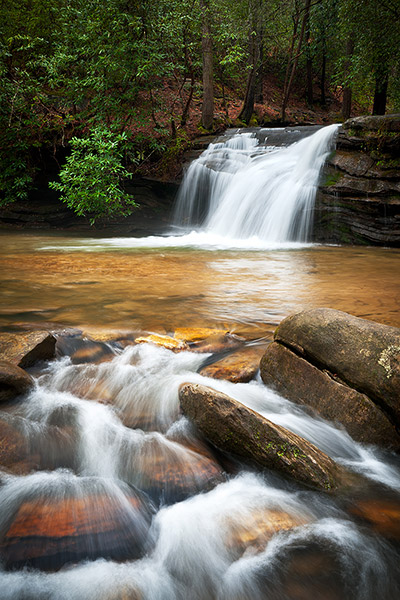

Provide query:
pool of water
left=1, top=230, right=399, bottom=600
left=1, top=231, right=399, bottom=335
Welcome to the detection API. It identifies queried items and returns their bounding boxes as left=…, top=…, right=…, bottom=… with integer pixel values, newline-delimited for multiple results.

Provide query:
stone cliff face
left=313, top=114, right=400, bottom=246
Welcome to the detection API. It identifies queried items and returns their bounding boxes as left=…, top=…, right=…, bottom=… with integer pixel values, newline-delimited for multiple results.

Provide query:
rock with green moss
left=179, top=383, right=348, bottom=492
left=260, top=342, right=400, bottom=451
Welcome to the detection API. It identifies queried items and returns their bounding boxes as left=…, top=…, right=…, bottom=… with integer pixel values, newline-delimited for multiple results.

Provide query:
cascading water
left=1, top=341, right=400, bottom=599
left=0, top=126, right=399, bottom=599
left=174, top=125, right=338, bottom=243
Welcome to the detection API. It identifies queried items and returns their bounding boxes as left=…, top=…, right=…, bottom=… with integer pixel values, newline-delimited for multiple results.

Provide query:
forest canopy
left=1, top=0, right=399, bottom=219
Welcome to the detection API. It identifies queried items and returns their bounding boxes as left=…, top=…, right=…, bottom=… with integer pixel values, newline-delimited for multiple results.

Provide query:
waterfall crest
left=174, top=125, right=339, bottom=243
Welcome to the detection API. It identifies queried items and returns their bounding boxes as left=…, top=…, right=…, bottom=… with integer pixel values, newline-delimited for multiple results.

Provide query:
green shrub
left=49, top=126, right=136, bottom=223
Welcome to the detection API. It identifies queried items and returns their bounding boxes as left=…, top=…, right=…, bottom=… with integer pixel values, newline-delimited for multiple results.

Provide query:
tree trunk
left=281, top=0, right=311, bottom=122
left=342, top=36, right=354, bottom=121
left=239, top=0, right=263, bottom=124
left=320, top=38, right=326, bottom=106
left=305, top=14, right=313, bottom=105
left=372, top=70, right=388, bottom=115
left=200, top=0, right=214, bottom=130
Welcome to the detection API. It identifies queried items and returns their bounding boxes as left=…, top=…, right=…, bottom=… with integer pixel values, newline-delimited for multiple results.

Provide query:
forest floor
left=132, top=71, right=355, bottom=181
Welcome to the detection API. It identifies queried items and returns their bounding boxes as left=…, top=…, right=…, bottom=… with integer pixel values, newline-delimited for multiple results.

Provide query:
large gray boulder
left=260, top=309, right=400, bottom=449
left=179, top=383, right=348, bottom=492
left=260, top=342, right=400, bottom=450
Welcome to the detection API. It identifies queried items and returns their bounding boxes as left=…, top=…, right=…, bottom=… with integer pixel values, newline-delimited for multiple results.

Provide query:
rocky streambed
left=0, top=309, right=400, bottom=586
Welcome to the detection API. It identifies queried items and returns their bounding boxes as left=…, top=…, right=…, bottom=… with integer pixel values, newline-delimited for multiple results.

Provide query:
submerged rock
left=200, top=344, right=265, bottom=383
left=270, top=308, right=400, bottom=430
left=0, top=483, right=154, bottom=571
left=179, top=383, right=346, bottom=492
left=173, top=327, right=229, bottom=343
left=0, top=413, right=33, bottom=474
left=0, top=359, right=34, bottom=402
left=120, top=436, right=225, bottom=506
left=223, top=506, right=310, bottom=559
left=0, top=331, right=56, bottom=368
left=260, top=342, right=400, bottom=450
left=56, top=335, right=116, bottom=364
left=135, top=333, right=188, bottom=352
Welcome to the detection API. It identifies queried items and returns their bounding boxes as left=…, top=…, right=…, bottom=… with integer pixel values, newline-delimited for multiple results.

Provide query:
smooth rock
left=0, top=331, right=56, bottom=368
left=349, top=498, right=400, bottom=540
left=179, top=383, right=346, bottom=492
left=260, top=342, right=400, bottom=450
left=0, top=360, right=34, bottom=402
left=0, top=413, right=35, bottom=474
left=0, top=485, right=153, bottom=571
left=189, top=332, right=245, bottom=354
left=343, top=114, right=400, bottom=133
left=173, top=327, right=228, bottom=343
left=200, top=345, right=265, bottom=382
left=56, top=335, right=116, bottom=364
left=223, top=506, right=310, bottom=559
left=274, top=309, right=400, bottom=428
left=121, top=437, right=225, bottom=506
left=135, top=334, right=188, bottom=352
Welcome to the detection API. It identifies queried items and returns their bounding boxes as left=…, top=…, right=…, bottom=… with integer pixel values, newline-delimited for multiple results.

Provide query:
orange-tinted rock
left=56, top=335, right=116, bottom=364
left=223, top=507, right=310, bottom=558
left=350, top=499, right=400, bottom=540
left=0, top=414, right=34, bottom=474
left=0, top=360, right=34, bottom=402
left=135, top=334, right=188, bottom=352
left=200, top=345, right=265, bottom=383
left=189, top=332, right=245, bottom=354
left=122, top=437, right=225, bottom=505
left=174, top=327, right=228, bottom=343
left=0, top=487, right=153, bottom=571
left=0, top=331, right=56, bottom=368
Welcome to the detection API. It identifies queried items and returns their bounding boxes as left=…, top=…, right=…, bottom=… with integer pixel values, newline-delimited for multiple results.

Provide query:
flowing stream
left=0, top=126, right=399, bottom=599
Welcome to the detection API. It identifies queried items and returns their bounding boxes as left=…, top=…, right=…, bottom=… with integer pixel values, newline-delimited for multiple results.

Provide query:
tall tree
left=238, top=0, right=265, bottom=123
left=200, top=0, right=214, bottom=129
left=281, top=0, right=312, bottom=122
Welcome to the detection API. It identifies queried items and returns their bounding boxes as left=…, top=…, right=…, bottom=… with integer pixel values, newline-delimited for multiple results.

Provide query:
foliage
left=49, top=127, right=136, bottom=223
left=1, top=0, right=400, bottom=217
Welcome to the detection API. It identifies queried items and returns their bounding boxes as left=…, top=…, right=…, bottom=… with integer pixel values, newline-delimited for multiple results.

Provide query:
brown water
left=0, top=232, right=399, bottom=336
left=1, top=230, right=400, bottom=599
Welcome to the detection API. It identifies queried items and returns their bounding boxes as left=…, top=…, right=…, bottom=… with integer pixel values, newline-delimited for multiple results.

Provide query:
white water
left=174, top=124, right=339, bottom=243
left=1, top=344, right=400, bottom=598
left=38, top=125, right=338, bottom=252
left=1, top=127, right=400, bottom=598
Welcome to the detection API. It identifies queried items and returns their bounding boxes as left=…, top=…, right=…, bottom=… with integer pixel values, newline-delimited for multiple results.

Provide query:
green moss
left=321, top=170, right=343, bottom=187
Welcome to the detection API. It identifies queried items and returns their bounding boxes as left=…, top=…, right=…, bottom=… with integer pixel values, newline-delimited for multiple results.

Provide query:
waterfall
left=174, top=124, right=339, bottom=242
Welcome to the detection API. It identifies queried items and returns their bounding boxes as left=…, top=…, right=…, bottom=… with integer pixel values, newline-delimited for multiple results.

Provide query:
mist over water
left=1, top=126, right=399, bottom=598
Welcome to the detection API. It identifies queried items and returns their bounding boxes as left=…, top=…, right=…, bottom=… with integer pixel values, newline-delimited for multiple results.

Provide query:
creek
left=0, top=126, right=399, bottom=599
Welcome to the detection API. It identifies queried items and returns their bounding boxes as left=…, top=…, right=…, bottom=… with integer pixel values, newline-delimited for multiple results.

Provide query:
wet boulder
left=200, top=344, right=265, bottom=383
left=260, top=342, right=400, bottom=451
left=179, top=383, right=347, bottom=492
left=56, top=334, right=116, bottom=364
left=0, top=413, right=34, bottom=474
left=262, top=308, right=400, bottom=434
left=0, top=331, right=56, bottom=368
left=120, top=436, right=225, bottom=506
left=135, top=333, right=188, bottom=352
left=0, top=360, right=34, bottom=402
left=0, top=480, right=154, bottom=571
